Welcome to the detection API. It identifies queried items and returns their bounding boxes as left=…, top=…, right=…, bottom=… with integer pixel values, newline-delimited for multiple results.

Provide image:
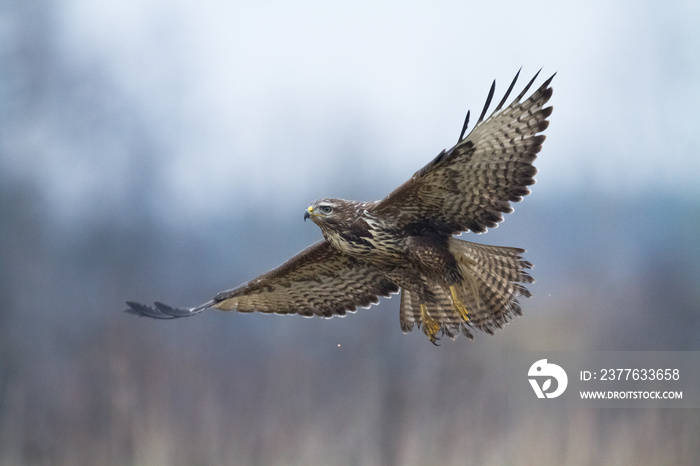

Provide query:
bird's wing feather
left=371, top=71, right=554, bottom=235
left=125, top=240, right=399, bottom=319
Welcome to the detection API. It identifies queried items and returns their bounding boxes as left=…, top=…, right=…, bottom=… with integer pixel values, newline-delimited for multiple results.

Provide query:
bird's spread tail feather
left=399, top=238, right=533, bottom=343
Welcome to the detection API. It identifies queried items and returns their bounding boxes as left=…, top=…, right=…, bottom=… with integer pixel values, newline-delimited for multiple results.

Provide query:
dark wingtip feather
left=458, top=110, right=470, bottom=142
left=124, top=301, right=177, bottom=319
left=154, top=301, right=197, bottom=317
left=539, top=72, right=556, bottom=103
left=494, top=68, right=521, bottom=112
left=477, top=79, right=497, bottom=125
left=124, top=300, right=209, bottom=319
left=544, top=71, right=557, bottom=86
left=513, top=68, right=542, bottom=103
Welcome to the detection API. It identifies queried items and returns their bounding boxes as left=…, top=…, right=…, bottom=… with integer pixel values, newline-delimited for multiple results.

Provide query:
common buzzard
left=126, top=69, right=554, bottom=343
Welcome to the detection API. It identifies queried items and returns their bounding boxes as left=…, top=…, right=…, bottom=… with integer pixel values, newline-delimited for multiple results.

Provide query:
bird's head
left=304, top=198, right=339, bottom=225
left=304, top=198, right=360, bottom=232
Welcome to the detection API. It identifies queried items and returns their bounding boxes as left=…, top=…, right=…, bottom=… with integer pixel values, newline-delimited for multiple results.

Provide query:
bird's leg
left=420, top=304, right=440, bottom=343
left=450, top=285, right=470, bottom=322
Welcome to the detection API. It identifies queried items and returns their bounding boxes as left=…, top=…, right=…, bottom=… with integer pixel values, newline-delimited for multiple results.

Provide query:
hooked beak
left=304, top=206, right=312, bottom=221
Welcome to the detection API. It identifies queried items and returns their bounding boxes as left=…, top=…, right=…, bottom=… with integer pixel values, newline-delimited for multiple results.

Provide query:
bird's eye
left=320, top=205, right=333, bottom=214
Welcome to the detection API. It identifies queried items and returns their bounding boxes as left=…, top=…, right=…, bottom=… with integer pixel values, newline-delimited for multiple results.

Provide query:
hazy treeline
left=2, top=2, right=699, bottom=464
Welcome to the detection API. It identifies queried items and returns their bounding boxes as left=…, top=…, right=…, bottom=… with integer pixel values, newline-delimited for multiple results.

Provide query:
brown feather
left=125, top=70, right=554, bottom=344
left=372, top=71, right=555, bottom=236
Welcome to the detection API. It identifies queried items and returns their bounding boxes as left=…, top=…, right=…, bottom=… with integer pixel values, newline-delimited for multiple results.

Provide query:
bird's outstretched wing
left=125, top=240, right=399, bottom=319
left=371, top=70, right=554, bottom=235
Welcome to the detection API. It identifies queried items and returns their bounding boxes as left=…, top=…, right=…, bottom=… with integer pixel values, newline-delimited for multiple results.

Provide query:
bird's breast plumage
left=323, top=214, right=406, bottom=265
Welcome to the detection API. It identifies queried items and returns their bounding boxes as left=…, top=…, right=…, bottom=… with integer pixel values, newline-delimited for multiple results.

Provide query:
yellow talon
left=450, top=286, right=470, bottom=321
left=420, top=304, right=440, bottom=342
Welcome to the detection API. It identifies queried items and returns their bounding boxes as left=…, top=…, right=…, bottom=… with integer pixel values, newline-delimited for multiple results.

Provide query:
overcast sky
left=2, top=0, right=699, bottom=221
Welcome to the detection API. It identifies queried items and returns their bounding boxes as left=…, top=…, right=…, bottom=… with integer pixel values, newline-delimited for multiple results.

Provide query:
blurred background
left=1, top=0, right=699, bottom=464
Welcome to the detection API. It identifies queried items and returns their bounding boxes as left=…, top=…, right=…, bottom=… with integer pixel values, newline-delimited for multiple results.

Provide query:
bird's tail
left=399, top=238, right=533, bottom=343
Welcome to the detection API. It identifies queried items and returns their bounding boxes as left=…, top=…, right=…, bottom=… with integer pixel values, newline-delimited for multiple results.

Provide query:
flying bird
left=126, top=69, right=554, bottom=344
